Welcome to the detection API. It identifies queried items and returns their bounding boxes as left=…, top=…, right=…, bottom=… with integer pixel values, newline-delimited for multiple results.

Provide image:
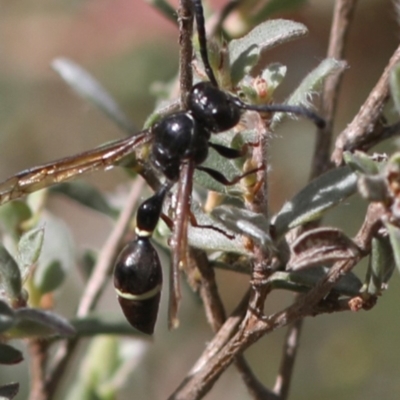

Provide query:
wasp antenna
left=191, top=0, right=219, bottom=87
left=235, top=99, right=326, bottom=129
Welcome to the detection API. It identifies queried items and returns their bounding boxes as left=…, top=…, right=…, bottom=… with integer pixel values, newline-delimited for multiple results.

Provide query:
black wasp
left=0, top=0, right=325, bottom=334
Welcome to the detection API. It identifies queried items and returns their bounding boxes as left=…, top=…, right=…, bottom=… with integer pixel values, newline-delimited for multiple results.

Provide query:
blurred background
left=1, top=0, right=400, bottom=399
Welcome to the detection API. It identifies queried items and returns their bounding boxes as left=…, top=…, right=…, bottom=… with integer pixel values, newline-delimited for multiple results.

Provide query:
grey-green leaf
left=187, top=202, right=249, bottom=255
left=71, top=314, right=145, bottom=337
left=10, top=308, right=75, bottom=338
left=0, top=343, right=23, bottom=364
left=0, top=201, right=32, bottom=238
left=272, top=166, right=358, bottom=238
left=52, top=58, right=137, bottom=134
left=17, top=228, right=44, bottom=280
left=270, top=266, right=362, bottom=296
left=272, top=58, right=347, bottom=128
left=365, top=235, right=395, bottom=295
left=0, top=245, right=22, bottom=301
left=33, top=214, right=74, bottom=294
left=386, top=222, right=400, bottom=274
left=390, top=62, right=400, bottom=115
left=0, top=383, right=19, bottom=400
left=343, top=151, right=381, bottom=175
left=0, top=300, right=15, bottom=333
left=229, top=20, right=308, bottom=85
left=211, top=205, right=272, bottom=249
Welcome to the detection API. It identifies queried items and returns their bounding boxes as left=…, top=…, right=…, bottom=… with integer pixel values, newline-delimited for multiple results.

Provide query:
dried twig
left=310, top=0, right=358, bottom=179
left=28, top=340, right=49, bottom=400
left=332, top=43, right=400, bottom=165
left=273, top=319, right=303, bottom=400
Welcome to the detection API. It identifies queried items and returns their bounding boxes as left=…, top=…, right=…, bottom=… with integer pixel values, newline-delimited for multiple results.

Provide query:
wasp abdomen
left=113, top=238, right=162, bottom=335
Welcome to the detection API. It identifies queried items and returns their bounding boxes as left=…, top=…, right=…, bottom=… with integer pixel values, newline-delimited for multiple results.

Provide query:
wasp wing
left=0, top=131, right=151, bottom=205
left=168, top=161, right=194, bottom=329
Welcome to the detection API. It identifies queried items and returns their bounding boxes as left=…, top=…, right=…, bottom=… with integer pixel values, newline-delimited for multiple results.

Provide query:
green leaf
left=0, top=343, right=23, bottom=365
left=270, top=267, right=362, bottom=296
left=7, top=308, right=75, bottom=339
left=33, top=214, right=75, bottom=294
left=50, top=181, right=117, bottom=218
left=0, top=244, right=22, bottom=301
left=229, top=19, right=308, bottom=85
left=0, top=300, right=16, bottom=333
left=52, top=58, right=137, bottom=135
left=34, top=260, right=65, bottom=295
left=390, top=62, right=400, bottom=115
left=186, top=202, right=250, bottom=255
left=386, top=222, right=400, bottom=274
left=357, top=174, right=389, bottom=202
left=272, top=58, right=347, bottom=127
left=0, top=201, right=32, bottom=237
left=79, top=249, right=97, bottom=281
left=0, top=383, right=19, bottom=400
left=17, top=228, right=44, bottom=280
left=343, top=151, right=381, bottom=175
left=211, top=205, right=272, bottom=249
left=71, top=314, right=145, bottom=336
left=272, top=166, right=358, bottom=238
left=365, top=235, right=395, bottom=295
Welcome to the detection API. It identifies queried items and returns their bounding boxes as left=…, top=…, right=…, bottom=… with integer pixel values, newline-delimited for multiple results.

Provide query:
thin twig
left=273, top=319, right=303, bottom=399
left=178, top=0, right=194, bottom=108
left=28, top=339, right=49, bottom=400
left=332, top=43, right=400, bottom=165
left=310, top=0, right=358, bottom=179
left=45, top=178, right=145, bottom=398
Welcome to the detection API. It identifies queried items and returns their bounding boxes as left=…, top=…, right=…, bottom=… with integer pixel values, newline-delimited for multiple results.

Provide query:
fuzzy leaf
left=33, top=214, right=74, bottom=294
left=229, top=20, right=308, bottom=85
left=357, top=174, right=389, bottom=202
left=0, top=344, right=23, bottom=365
left=0, top=300, right=15, bottom=333
left=71, top=314, right=145, bottom=337
left=343, top=151, right=381, bottom=175
left=52, top=58, right=137, bottom=134
left=272, top=58, right=347, bottom=127
left=7, top=308, right=75, bottom=339
left=17, top=228, right=44, bottom=280
left=390, top=62, right=400, bottom=115
left=211, top=205, right=272, bottom=249
left=0, top=245, right=22, bottom=301
left=270, top=266, right=362, bottom=296
left=386, top=222, right=400, bottom=274
left=0, top=383, right=19, bottom=400
left=365, top=235, right=395, bottom=295
left=187, top=203, right=249, bottom=255
left=272, top=166, right=358, bottom=238
left=0, top=201, right=32, bottom=237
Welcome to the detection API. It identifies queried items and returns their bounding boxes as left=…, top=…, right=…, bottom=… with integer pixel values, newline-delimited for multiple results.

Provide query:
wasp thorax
left=189, top=82, right=242, bottom=133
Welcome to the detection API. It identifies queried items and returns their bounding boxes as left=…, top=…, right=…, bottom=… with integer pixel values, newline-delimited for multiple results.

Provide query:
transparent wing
left=0, top=131, right=151, bottom=205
